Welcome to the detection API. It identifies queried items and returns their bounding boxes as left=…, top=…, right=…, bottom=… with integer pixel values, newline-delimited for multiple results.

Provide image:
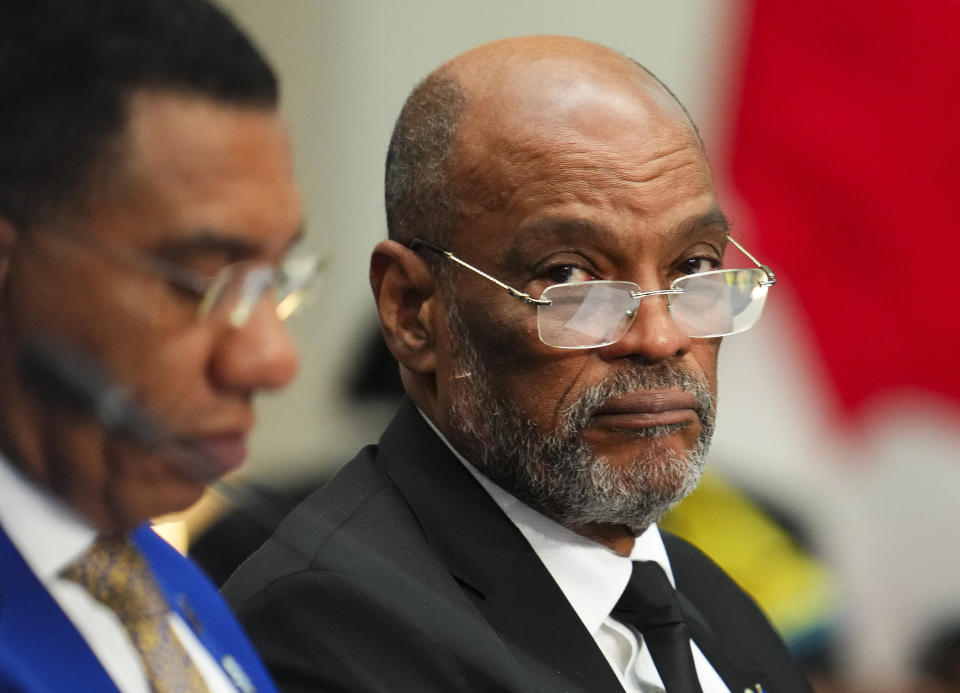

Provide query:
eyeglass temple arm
left=410, top=235, right=776, bottom=300
left=410, top=238, right=551, bottom=306
left=726, top=235, right=776, bottom=287
left=39, top=227, right=211, bottom=296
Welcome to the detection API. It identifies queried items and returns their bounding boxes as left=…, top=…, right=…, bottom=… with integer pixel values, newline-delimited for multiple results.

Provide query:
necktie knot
left=62, top=535, right=168, bottom=622
left=61, top=534, right=210, bottom=693
left=613, top=560, right=703, bottom=692
left=614, top=560, right=685, bottom=628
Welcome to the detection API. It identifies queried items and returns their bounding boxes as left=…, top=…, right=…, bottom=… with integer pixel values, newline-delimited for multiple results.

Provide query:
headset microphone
left=19, top=337, right=166, bottom=449
left=17, top=336, right=290, bottom=528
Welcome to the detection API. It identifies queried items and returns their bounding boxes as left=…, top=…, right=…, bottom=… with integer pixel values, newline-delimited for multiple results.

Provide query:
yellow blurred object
left=660, top=471, right=835, bottom=644
left=150, top=484, right=234, bottom=556
left=149, top=516, right=189, bottom=555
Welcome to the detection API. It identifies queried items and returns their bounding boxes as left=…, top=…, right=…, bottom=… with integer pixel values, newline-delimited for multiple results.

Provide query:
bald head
left=384, top=36, right=700, bottom=247
left=445, top=36, right=688, bottom=124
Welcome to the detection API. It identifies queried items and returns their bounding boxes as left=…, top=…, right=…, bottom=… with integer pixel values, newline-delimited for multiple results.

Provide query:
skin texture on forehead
left=440, top=36, right=703, bottom=222
left=111, top=92, right=301, bottom=250
left=428, top=37, right=712, bottom=260
left=443, top=35, right=684, bottom=116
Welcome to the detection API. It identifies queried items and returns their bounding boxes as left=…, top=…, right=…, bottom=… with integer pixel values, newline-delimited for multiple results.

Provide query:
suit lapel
left=677, top=590, right=755, bottom=692
left=664, top=531, right=779, bottom=693
left=377, top=400, right=624, bottom=693
left=476, top=547, right=627, bottom=692
left=134, top=525, right=275, bottom=693
left=0, top=525, right=119, bottom=692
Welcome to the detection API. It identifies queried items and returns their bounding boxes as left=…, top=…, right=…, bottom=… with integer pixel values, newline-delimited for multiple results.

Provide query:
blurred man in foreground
left=0, top=1, right=321, bottom=690
left=225, top=36, right=810, bottom=692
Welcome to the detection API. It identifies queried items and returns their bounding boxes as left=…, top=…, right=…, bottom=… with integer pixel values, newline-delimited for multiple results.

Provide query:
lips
left=590, top=390, right=701, bottom=430
left=175, top=433, right=250, bottom=481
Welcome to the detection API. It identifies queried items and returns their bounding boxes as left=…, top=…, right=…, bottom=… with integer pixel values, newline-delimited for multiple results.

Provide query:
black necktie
left=613, top=560, right=703, bottom=693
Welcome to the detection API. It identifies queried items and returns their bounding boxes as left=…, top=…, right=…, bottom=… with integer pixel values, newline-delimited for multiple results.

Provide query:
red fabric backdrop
left=727, top=0, right=960, bottom=423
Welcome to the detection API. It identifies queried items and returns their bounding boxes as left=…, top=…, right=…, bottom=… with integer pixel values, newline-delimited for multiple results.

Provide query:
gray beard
left=445, top=300, right=716, bottom=536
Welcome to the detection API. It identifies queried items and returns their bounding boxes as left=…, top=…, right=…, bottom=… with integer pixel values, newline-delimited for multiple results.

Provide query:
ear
left=0, top=216, right=17, bottom=286
left=370, top=239, right=441, bottom=375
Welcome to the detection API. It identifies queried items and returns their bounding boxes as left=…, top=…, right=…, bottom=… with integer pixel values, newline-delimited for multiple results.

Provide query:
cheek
left=24, top=268, right=215, bottom=419
left=447, top=291, right=602, bottom=429
left=16, top=256, right=193, bottom=345
left=469, top=321, right=593, bottom=427
left=689, top=338, right=721, bottom=392
left=454, top=288, right=543, bottom=367
left=112, top=329, right=217, bottom=416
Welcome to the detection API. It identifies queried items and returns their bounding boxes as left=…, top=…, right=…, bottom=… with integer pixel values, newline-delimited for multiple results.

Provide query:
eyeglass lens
left=536, top=268, right=770, bottom=348
left=198, top=255, right=323, bottom=327
left=669, top=268, right=769, bottom=338
left=537, top=281, right=640, bottom=348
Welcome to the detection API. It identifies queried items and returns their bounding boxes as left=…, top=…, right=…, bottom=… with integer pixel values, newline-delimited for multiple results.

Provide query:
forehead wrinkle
left=457, top=129, right=706, bottom=221
left=617, top=143, right=704, bottom=185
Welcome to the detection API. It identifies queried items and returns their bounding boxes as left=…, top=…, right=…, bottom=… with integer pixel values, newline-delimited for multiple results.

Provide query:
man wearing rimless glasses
left=226, top=36, right=811, bottom=693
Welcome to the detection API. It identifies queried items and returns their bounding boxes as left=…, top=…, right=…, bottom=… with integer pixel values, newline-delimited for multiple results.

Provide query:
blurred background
left=181, top=1, right=960, bottom=690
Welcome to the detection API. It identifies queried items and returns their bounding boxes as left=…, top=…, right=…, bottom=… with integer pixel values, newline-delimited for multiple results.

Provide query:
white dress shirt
left=0, top=453, right=235, bottom=692
left=419, top=412, right=730, bottom=693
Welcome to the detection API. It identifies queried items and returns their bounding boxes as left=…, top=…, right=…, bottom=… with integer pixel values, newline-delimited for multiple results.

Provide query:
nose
left=597, top=292, right=691, bottom=363
left=210, top=298, right=299, bottom=392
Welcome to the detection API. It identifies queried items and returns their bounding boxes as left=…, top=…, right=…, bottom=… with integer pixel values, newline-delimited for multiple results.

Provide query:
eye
left=678, top=256, right=721, bottom=276
left=167, top=280, right=204, bottom=300
left=545, top=264, right=595, bottom=284
left=174, top=255, right=234, bottom=281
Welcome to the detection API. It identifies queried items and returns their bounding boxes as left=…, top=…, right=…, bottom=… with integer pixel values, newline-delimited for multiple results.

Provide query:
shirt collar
left=0, top=451, right=97, bottom=583
left=416, top=407, right=677, bottom=636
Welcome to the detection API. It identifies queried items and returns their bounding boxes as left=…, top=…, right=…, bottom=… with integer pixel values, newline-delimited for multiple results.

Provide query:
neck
left=576, top=522, right=637, bottom=557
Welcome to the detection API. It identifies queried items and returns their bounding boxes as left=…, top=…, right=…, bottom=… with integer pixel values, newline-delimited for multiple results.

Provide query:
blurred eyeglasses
left=34, top=229, right=325, bottom=327
left=411, top=236, right=775, bottom=349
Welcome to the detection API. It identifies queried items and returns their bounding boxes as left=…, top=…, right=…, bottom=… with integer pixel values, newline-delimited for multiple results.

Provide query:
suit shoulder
left=661, top=531, right=731, bottom=580
left=222, top=444, right=430, bottom=606
left=662, top=530, right=813, bottom=692
left=662, top=529, right=764, bottom=614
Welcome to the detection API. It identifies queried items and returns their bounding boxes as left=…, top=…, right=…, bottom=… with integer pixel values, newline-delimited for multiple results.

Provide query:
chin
left=163, top=476, right=208, bottom=512
left=598, top=433, right=695, bottom=470
left=595, top=441, right=704, bottom=501
left=126, top=476, right=208, bottom=528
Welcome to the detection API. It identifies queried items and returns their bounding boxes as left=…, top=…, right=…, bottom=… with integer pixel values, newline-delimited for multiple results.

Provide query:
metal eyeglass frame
left=31, top=227, right=324, bottom=326
left=410, top=234, right=775, bottom=325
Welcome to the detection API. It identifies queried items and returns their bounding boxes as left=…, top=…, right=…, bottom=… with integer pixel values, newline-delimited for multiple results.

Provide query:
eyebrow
left=672, top=208, right=729, bottom=245
left=152, top=225, right=306, bottom=262
left=504, top=218, right=617, bottom=268
left=504, top=208, right=730, bottom=269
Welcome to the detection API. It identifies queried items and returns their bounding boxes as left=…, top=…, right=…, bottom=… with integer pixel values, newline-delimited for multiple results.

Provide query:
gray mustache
left=559, top=364, right=715, bottom=435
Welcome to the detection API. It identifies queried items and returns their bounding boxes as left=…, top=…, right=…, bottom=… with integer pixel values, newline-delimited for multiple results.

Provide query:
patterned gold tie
left=62, top=535, right=211, bottom=693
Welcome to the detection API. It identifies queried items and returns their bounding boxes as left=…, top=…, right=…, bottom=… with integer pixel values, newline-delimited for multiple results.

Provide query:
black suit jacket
left=223, top=400, right=811, bottom=692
